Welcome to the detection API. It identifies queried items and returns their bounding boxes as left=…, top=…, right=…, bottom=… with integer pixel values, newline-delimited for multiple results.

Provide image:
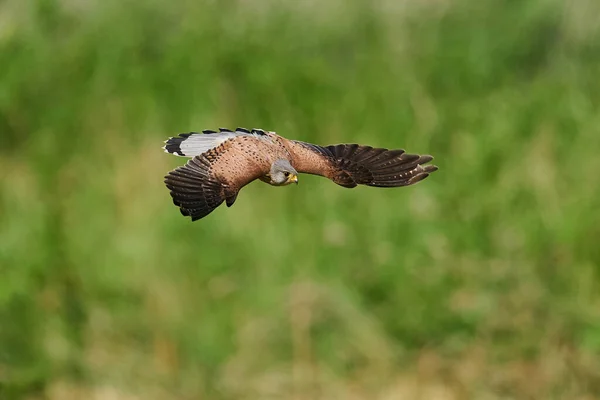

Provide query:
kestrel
left=163, top=128, right=438, bottom=221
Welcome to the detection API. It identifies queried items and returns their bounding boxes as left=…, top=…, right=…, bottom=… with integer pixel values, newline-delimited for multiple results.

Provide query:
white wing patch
left=162, top=128, right=270, bottom=157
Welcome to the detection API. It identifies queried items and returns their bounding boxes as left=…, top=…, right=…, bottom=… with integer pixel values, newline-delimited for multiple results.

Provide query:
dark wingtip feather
left=324, top=144, right=438, bottom=188
left=423, top=165, right=438, bottom=173
left=164, top=156, right=227, bottom=221
left=408, top=172, right=430, bottom=185
left=418, top=155, right=434, bottom=164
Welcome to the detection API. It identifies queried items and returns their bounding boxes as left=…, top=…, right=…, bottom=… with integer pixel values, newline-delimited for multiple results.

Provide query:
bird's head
left=270, top=159, right=298, bottom=186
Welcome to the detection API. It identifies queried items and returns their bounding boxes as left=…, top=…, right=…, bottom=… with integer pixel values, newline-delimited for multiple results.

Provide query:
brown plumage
left=163, top=128, right=438, bottom=221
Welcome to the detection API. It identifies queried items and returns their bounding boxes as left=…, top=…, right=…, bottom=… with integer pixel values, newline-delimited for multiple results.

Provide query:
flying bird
left=163, top=128, right=438, bottom=221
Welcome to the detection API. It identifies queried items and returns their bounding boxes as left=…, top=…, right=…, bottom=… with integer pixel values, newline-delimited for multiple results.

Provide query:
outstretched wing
left=164, top=129, right=273, bottom=221
left=287, top=140, right=438, bottom=188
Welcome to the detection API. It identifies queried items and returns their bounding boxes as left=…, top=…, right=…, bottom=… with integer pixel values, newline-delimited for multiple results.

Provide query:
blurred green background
left=2, top=0, right=600, bottom=398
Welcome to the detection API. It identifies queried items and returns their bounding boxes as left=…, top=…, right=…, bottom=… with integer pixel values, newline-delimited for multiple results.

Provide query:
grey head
left=269, top=159, right=299, bottom=186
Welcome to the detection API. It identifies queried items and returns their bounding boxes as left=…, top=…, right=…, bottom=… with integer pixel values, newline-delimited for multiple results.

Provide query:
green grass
left=2, top=0, right=600, bottom=398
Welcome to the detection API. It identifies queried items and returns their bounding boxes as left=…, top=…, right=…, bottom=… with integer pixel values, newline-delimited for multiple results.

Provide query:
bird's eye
left=284, top=172, right=290, bottom=177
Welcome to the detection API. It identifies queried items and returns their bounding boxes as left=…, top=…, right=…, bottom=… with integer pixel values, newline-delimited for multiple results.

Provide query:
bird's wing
left=286, top=140, right=438, bottom=188
left=164, top=129, right=274, bottom=221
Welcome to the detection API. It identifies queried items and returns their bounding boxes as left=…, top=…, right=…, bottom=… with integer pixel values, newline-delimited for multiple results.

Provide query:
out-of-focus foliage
left=1, top=0, right=600, bottom=398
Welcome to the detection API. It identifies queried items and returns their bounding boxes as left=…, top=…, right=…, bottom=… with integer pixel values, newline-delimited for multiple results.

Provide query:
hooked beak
left=289, top=174, right=298, bottom=185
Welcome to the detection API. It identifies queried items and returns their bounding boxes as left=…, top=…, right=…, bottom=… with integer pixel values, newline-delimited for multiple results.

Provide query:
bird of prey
left=163, top=127, right=438, bottom=221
